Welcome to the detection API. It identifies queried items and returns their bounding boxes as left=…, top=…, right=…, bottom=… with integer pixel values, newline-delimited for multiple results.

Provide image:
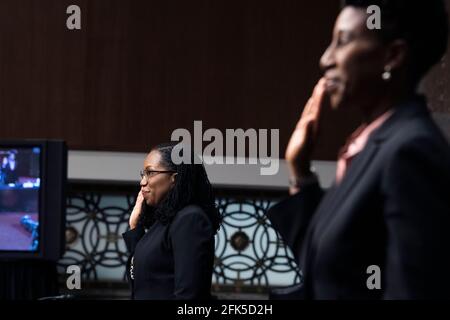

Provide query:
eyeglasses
left=140, top=169, right=176, bottom=181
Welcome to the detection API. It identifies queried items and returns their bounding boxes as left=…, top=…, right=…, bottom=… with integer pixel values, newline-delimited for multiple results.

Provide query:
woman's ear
left=170, top=173, right=177, bottom=185
left=384, top=39, right=409, bottom=71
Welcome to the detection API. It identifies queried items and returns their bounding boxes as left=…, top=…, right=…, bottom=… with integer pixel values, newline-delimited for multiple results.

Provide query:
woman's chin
left=144, top=197, right=155, bottom=207
left=329, top=91, right=353, bottom=111
left=329, top=95, right=342, bottom=110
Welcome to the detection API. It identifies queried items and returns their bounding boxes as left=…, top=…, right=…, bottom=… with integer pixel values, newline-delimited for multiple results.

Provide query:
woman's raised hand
left=285, top=78, right=327, bottom=192
left=129, top=191, right=144, bottom=229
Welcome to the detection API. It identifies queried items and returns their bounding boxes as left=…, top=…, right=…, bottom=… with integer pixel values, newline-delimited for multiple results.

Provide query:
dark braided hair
left=138, top=142, right=222, bottom=233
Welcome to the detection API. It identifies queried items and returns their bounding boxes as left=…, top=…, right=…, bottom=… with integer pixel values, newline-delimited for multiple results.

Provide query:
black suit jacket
left=122, top=204, right=215, bottom=300
left=268, top=96, right=450, bottom=299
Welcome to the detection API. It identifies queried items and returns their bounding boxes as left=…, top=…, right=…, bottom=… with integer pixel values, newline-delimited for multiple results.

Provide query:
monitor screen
left=0, top=147, right=41, bottom=252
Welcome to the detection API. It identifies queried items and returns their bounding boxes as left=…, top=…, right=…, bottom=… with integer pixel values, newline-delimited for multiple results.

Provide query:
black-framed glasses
left=140, top=169, right=176, bottom=181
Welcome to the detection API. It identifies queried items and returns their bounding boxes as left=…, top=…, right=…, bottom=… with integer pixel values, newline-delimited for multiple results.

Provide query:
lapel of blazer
left=314, top=95, right=429, bottom=237
left=299, top=95, right=429, bottom=292
left=299, top=142, right=380, bottom=275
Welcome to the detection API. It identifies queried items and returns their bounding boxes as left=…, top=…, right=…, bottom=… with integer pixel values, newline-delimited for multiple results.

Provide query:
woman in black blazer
left=269, top=0, right=450, bottom=299
left=122, top=143, right=221, bottom=300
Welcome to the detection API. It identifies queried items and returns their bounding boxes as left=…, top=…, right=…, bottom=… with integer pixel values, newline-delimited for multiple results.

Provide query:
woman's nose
left=320, top=44, right=335, bottom=72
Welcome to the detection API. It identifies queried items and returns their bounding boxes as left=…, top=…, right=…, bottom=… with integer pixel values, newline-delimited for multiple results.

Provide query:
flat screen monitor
left=0, top=140, right=67, bottom=261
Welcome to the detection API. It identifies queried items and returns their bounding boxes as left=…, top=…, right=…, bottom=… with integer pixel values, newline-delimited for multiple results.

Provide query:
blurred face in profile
left=320, top=6, right=387, bottom=110
left=140, top=150, right=176, bottom=207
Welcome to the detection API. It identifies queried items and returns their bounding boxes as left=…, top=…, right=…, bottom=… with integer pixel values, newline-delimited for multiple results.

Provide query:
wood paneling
left=0, top=0, right=361, bottom=160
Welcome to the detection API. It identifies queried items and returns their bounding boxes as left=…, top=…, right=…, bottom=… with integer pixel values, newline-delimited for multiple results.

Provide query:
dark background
left=0, top=0, right=448, bottom=160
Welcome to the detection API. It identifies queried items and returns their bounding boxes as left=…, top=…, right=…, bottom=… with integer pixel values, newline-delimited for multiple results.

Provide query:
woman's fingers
left=286, top=78, right=327, bottom=172
left=307, top=79, right=326, bottom=136
left=310, top=79, right=326, bottom=115
left=312, top=78, right=326, bottom=114
left=129, top=192, right=144, bottom=229
left=300, top=78, right=326, bottom=121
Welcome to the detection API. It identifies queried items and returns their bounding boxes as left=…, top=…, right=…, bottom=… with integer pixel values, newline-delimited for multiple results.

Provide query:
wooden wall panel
left=0, top=0, right=364, bottom=160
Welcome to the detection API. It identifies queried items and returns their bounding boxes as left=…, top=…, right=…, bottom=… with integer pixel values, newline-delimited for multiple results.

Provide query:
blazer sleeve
left=169, top=208, right=214, bottom=300
left=122, top=224, right=146, bottom=297
left=122, top=225, right=145, bottom=255
left=382, top=136, right=450, bottom=299
left=266, top=182, right=324, bottom=261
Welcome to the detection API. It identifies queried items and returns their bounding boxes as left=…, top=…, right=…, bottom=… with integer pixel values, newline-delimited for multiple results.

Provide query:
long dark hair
left=138, top=142, right=222, bottom=233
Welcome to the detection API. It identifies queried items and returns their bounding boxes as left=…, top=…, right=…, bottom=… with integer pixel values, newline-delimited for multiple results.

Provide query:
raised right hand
left=285, top=78, right=327, bottom=186
left=129, top=191, right=144, bottom=229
